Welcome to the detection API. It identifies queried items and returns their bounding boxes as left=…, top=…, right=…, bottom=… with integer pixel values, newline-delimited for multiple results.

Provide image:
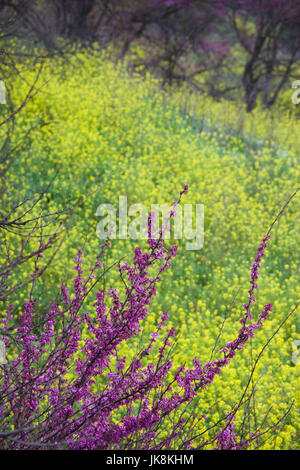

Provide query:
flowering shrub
left=1, top=187, right=289, bottom=450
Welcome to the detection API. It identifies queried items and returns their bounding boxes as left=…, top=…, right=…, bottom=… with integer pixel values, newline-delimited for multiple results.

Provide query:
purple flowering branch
left=203, top=187, right=300, bottom=450
left=0, top=186, right=298, bottom=450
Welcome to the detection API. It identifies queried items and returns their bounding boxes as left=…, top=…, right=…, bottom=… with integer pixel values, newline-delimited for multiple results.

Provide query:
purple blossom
left=0, top=190, right=274, bottom=450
